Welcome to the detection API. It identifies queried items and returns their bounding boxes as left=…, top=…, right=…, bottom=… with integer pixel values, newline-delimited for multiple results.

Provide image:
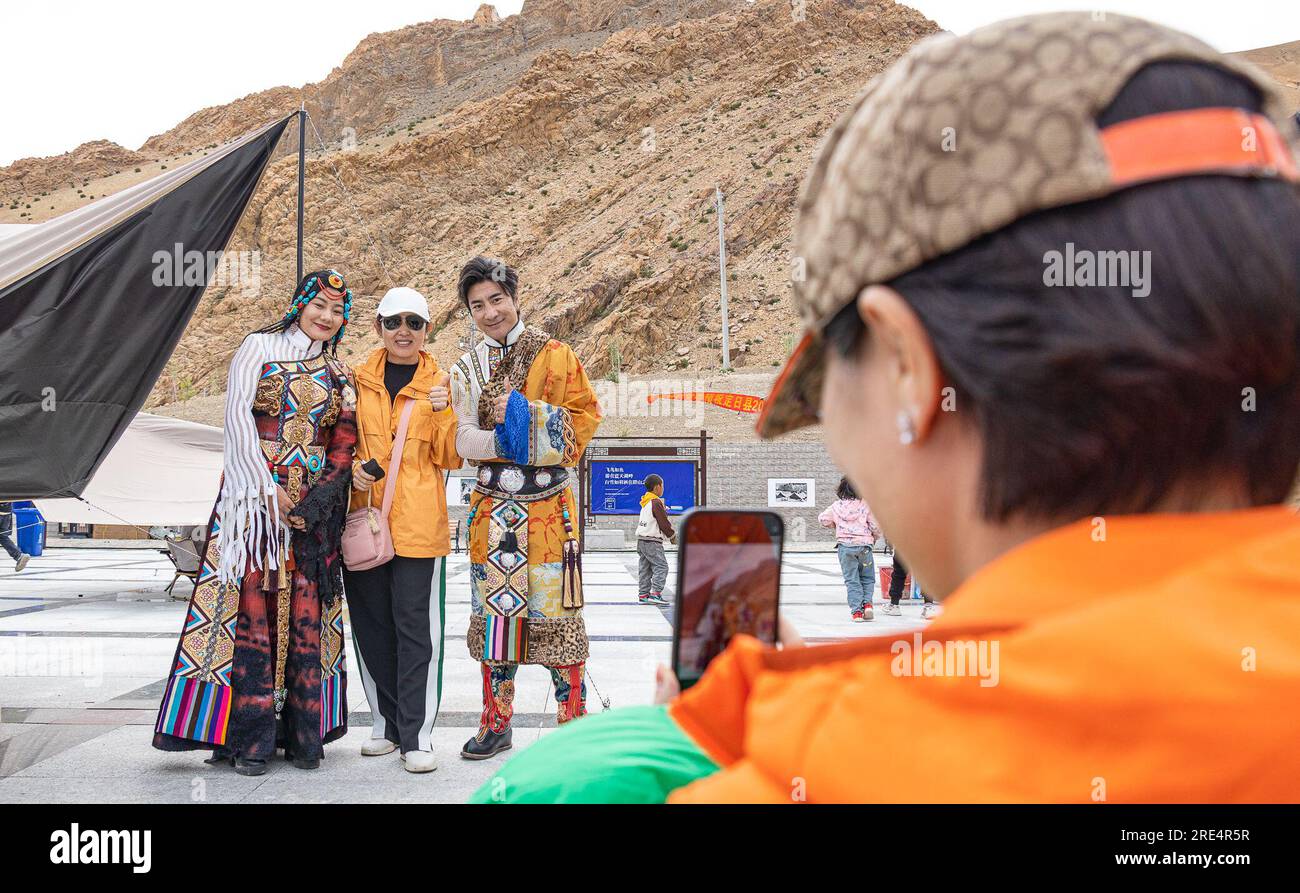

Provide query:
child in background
left=818, top=477, right=881, bottom=622
left=882, top=553, right=940, bottom=620
left=635, top=474, right=676, bottom=606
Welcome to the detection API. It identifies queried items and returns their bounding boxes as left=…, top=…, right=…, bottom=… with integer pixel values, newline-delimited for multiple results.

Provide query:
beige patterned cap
left=757, top=11, right=1300, bottom=439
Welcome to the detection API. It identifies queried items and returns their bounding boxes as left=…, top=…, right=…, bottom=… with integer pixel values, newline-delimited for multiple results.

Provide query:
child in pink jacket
left=818, top=477, right=881, bottom=621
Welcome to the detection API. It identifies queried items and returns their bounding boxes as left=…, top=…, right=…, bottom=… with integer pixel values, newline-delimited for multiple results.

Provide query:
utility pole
left=716, top=185, right=730, bottom=371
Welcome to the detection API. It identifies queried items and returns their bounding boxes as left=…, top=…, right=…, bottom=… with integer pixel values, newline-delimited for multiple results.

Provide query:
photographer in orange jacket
left=473, top=12, right=1300, bottom=803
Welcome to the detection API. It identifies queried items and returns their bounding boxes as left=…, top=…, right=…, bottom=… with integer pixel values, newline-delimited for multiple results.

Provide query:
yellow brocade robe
left=451, top=334, right=602, bottom=666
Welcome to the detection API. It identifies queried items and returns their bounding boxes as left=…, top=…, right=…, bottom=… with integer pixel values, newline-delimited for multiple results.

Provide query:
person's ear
left=373, top=318, right=382, bottom=338
left=856, top=285, right=944, bottom=442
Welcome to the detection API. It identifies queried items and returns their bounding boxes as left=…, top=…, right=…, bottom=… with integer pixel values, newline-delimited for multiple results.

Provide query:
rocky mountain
left=0, top=140, right=148, bottom=205
left=6, top=1, right=1293, bottom=438
left=3, top=0, right=940, bottom=421
left=1, top=0, right=736, bottom=203
left=138, top=0, right=738, bottom=160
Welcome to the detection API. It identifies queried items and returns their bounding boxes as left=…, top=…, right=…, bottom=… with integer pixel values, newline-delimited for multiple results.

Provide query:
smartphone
left=671, top=509, right=783, bottom=690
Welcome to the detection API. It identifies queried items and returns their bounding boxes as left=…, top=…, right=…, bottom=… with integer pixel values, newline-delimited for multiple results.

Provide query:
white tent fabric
left=35, top=412, right=222, bottom=526
left=0, top=223, right=34, bottom=242
left=0, top=118, right=285, bottom=292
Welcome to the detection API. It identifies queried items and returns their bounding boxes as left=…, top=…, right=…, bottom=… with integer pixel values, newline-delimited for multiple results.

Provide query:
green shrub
left=606, top=343, right=622, bottom=382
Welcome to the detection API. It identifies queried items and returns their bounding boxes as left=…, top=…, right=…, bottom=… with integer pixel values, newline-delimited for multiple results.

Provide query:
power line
left=305, top=114, right=400, bottom=286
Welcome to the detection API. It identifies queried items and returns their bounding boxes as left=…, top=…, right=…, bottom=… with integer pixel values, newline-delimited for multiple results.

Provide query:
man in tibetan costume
left=449, top=256, right=602, bottom=760
left=153, top=270, right=358, bottom=776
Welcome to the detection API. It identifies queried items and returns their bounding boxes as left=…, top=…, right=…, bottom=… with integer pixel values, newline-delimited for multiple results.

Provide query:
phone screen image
left=673, top=511, right=782, bottom=688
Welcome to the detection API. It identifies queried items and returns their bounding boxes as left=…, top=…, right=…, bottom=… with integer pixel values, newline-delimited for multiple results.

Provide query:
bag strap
left=352, top=375, right=375, bottom=510
left=379, top=398, right=416, bottom=521
left=354, top=373, right=386, bottom=513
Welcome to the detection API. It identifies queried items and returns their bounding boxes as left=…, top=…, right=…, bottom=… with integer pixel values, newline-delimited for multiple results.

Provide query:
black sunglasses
left=380, top=314, right=427, bottom=331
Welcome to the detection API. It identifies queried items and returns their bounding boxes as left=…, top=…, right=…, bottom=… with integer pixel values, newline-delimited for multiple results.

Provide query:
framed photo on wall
left=767, top=478, right=815, bottom=507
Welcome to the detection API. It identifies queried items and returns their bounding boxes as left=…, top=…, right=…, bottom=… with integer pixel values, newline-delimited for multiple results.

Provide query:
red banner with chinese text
left=646, top=391, right=766, bottom=414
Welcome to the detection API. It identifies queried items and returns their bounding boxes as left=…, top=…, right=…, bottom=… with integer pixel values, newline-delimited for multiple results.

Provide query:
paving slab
left=0, top=544, right=923, bottom=802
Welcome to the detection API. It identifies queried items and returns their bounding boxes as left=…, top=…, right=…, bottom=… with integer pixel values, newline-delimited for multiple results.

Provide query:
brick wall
left=707, top=441, right=844, bottom=548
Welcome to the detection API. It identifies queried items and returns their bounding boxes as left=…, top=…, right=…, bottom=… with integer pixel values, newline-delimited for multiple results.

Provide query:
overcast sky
left=2, top=0, right=1296, bottom=166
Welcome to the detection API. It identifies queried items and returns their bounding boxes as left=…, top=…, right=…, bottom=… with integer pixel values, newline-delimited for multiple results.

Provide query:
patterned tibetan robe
left=450, top=325, right=601, bottom=726
left=153, top=336, right=356, bottom=761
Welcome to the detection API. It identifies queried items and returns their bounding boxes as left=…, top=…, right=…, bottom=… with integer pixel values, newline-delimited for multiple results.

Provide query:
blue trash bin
left=12, top=501, right=45, bottom=557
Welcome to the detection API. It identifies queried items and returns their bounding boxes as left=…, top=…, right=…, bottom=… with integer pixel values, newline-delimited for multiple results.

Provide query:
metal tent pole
left=296, top=103, right=306, bottom=286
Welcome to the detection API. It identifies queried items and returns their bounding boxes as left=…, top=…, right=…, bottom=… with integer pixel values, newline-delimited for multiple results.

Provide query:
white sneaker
left=881, top=603, right=902, bottom=616
left=921, top=603, right=942, bottom=620
left=402, top=750, right=437, bottom=773
left=15, top=554, right=29, bottom=572
left=361, top=738, right=397, bottom=756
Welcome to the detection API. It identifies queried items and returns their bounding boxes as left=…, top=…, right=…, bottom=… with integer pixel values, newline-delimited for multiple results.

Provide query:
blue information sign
left=590, top=460, right=696, bottom=515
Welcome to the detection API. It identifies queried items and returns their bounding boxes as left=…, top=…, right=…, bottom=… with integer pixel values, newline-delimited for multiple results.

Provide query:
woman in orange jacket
left=471, top=13, right=1300, bottom=803
left=345, top=287, right=461, bottom=774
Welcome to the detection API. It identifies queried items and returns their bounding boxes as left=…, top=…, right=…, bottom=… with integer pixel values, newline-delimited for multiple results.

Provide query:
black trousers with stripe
left=344, top=556, right=445, bottom=754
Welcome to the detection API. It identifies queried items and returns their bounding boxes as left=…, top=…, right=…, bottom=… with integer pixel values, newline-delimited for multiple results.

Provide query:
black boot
left=460, top=726, right=512, bottom=760
left=233, top=757, right=267, bottom=776
left=203, top=746, right=233, bottom=767
left=283, top=748, right=321, bottom=770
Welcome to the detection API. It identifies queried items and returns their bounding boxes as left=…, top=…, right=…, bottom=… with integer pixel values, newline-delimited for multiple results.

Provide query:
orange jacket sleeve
left=426, top=370, right=462, bottom=471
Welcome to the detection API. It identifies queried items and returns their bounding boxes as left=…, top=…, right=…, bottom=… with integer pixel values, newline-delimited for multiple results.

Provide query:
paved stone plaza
left=0, top=544, right=929, bottom=803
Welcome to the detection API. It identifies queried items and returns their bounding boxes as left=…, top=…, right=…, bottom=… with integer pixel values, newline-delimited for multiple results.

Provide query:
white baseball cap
left=376, top=286, right=430, bottom=321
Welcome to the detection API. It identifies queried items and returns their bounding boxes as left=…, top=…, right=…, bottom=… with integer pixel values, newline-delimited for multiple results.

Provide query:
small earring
left=896, top=410, right=916, bottom=446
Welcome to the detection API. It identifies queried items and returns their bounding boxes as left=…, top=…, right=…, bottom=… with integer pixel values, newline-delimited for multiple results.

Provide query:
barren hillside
left=7, top=2, right=1294, bottom=445
left=1233, top=39, right=1300, bottom=109
left=1, top=0, right=938, bottom=440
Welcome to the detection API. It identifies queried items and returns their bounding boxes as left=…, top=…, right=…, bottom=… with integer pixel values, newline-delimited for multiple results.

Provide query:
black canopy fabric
left=0, top=115, right=292, bottom=500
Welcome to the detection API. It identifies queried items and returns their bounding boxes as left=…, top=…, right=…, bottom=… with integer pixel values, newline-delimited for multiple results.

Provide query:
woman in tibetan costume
left=153, top=270, right=358, bottom=775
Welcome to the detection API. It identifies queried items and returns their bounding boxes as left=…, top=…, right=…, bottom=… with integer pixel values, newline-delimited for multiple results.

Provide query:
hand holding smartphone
left=671, top=509, right=783, bottom=690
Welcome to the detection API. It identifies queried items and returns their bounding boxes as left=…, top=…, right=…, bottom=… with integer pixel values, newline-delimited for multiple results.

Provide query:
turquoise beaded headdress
left=283, top=269, right=353, bottom=348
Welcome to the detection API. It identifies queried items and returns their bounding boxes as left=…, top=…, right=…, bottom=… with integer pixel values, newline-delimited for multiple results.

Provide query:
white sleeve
left=451, top=363, right=499, bottom=462
left=215, top=334, right=285, bottom=583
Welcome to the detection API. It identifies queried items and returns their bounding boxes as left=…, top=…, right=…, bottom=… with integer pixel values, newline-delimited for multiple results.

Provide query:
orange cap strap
left=1101, top=107, right=1299, bottom=188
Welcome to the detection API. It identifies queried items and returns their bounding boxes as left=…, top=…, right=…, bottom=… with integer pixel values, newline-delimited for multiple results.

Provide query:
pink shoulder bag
left=342, top=397, right=415, bottom=571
